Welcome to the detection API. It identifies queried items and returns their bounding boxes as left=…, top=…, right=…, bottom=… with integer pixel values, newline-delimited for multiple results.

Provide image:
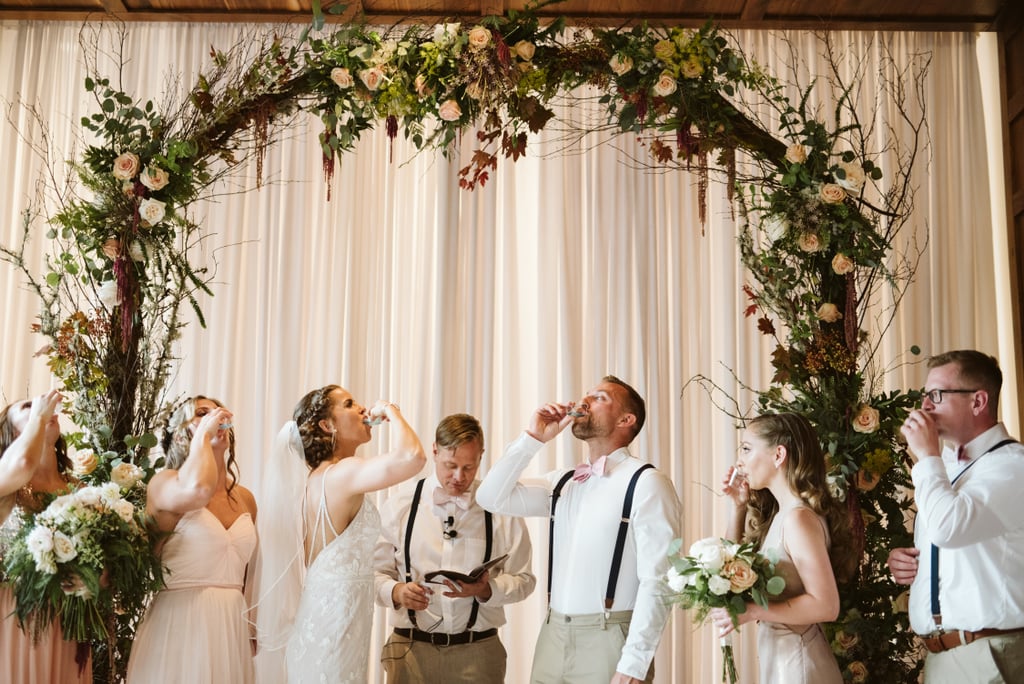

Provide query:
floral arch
left=0, top=6, right=955, bottom=682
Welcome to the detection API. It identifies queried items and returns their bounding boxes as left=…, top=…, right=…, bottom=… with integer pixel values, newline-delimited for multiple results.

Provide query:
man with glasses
left=374, top=413, right=535, bottom=683
left=887, top=350, right=1024, bottom=683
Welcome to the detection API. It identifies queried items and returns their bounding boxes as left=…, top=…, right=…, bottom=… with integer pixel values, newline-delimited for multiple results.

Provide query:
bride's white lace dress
left=285, top=472, right=381, bottom=684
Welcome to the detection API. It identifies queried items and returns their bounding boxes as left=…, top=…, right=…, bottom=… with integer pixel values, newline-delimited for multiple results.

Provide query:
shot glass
left=727, top=467, right=747, bottom=488
left=363, top=402, right=388, bottom=426
left=567, top=402, right=587, bottom=418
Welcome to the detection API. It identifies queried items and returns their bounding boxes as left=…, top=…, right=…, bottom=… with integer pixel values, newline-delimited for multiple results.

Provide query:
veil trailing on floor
left=249, top=420, right=308, bottom=684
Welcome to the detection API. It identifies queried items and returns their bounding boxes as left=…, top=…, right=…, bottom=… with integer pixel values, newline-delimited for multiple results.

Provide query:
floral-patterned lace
left=285, top=491, right=381, bottom=683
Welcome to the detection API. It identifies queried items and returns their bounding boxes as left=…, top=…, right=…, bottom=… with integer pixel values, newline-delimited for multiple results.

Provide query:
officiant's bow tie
left=433, top=488, right=472, bottom=510
left=573, top=455, right=608, bottom=483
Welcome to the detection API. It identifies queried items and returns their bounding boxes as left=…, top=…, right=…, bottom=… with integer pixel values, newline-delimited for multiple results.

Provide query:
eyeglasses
left=923, top=388, right=977, bottom=404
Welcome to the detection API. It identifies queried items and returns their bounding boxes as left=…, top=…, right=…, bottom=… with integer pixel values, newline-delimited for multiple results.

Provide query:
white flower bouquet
left=2, top=461, right=164, bottom=642
left=666, top=536, right=785, bottom=684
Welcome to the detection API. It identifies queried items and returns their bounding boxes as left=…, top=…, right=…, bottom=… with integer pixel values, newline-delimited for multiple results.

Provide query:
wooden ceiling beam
left=740, top=0, right=768, bottom=22
left=98, top=0, right=128, bottom=12
left=480, top=0, right=505, bottom=18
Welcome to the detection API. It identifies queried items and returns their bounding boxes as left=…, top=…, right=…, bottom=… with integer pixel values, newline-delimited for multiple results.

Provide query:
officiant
left=374, top=413, right=536, bottom=683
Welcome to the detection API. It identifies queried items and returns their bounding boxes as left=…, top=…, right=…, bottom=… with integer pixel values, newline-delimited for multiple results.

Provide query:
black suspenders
left=404, top=478, right=492, bottom=630
left=548, top=462, right=655, bottom=609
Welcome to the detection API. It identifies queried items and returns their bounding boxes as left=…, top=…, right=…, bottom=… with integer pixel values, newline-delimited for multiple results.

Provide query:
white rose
left=688, top=537, right=725, bottom=573
left=112, top=152, right=140, bottom=180
left=138, top=197, right=166, bottom=226
left=653, top=72, right=678, bottom=97
left=666, top=566, right=687, bottom=593
left=708, top=575, right=732, bottom=596
left=99, top=482, right=122, bottom=504
left=52, top=531, right=78, bottom=563
left=467, top=26, right=491, bottom=50
left=432, top=22, right=460, bottom=45
left=836, top=161, right=866, bottom=194
left=97, top=280, right=120, bottom=309
left=785, top=144, right=807, bottom=164
left=609, top=54, right=633, bottom=76
left=330, top=67, right=354, bottom=89
left=34, top=553, right=57, bottom=575
left=111, top=462, right=144, bottom=489
left=762, top=215, right=790, bottom=244
left=74, top=486, right=102, bottom=507
left=140, top=165, right=170, bottom=191
left=438, top=99, right=462, bottom=122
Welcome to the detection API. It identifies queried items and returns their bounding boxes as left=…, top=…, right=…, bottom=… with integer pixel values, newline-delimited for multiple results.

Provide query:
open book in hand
left=423, top=554, right=509, bottom=585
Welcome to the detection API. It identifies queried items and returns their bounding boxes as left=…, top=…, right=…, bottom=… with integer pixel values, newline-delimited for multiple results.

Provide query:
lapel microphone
left=443, top=515, right=458, bottom=539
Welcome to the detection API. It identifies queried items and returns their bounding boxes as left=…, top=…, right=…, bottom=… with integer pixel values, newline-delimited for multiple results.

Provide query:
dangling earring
left=329, top=428, right=337, bottom=453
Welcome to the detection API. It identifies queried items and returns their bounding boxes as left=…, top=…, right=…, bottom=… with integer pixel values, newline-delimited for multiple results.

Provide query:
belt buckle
left=434, top=632, right=452, bottom=647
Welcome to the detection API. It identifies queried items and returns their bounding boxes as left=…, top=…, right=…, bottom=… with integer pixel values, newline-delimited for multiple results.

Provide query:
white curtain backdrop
left=0, top=20, right=1018, bottom=683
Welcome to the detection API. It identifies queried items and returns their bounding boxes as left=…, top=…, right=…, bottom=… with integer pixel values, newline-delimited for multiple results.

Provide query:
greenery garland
left=0, top=6, right=930, bottom=681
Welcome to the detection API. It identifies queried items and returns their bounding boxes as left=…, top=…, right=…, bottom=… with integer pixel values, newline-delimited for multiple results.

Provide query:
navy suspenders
left=548, top=462, right=655, bottom=609
left=404, top=478, right=492, bottom=630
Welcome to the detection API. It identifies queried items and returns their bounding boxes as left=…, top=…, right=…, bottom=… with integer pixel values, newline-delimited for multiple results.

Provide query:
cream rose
left=138, top=198, right=166, bottom=226
left=513, top=40, right=536, bottom=61
left=852, top=404, right=881, bottom=434
left=832, top=253, right=855, bottom=275
left=848, top=661, right=868, bottom=684
left=834, top=630, right=860, bottom=653
left=27, top=526, right=54, bottom=555
left=816, top=302, right=843, bottom=323
left=724, top=558, right=758, bottom=592
left=836, top=160, right=865, bottom=194
left=111, top=461, right=144, bottom=489
left=359, top=67, right=384, bottom=91
left=413, top=74, right=432, bottom=98
left=797, top=232, right=822, bottom=252
left=70, top=449, right=99, bottom=476
left=688, top=538, right=725, bottom=573
left=467, top=25, right=491, bottom=50
left=680, top=57, right=704, bottom=78
left=785, top=143, right=807, bottom=164
left=609, top=54, right=633, bottom=76
left=438, top=99, right=462, bottom=122
left=653, top=39, right=676, bottom=62
left=330, top=67, right=354, bottom=89
left=140, top=165, right=170, bottom=191
left=52, top=531, right=78, bottom=563
left=101, top=237, right=121, bottom=260
left=653, top=72, right=678, bottom=97
left=819, top=183, right=847, bottom=204
left=112, top=152, right=140, bottom=180
left=112, top=499, right=135, bottom=523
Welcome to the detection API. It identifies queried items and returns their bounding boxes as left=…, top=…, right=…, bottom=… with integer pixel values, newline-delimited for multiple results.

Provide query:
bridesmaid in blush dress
left=710, top=413, right=857, bottom=684
left=126, top=396, right=258, bottom=683
left=0, top=391, right=92, bottom=684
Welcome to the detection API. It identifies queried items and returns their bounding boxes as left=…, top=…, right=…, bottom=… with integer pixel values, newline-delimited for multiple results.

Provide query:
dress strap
left=306, top=463, right=340, bottom=564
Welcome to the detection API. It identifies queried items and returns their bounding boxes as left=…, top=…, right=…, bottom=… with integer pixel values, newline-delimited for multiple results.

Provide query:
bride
left=253, top=385, right=425, bottom=683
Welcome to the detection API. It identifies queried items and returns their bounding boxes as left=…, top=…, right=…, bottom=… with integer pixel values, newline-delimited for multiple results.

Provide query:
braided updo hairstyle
left=160, top=395, right=239, bottom=496
left=293, top=385, right=341, bottom=469
left=742, top=412, right=857, bottom=584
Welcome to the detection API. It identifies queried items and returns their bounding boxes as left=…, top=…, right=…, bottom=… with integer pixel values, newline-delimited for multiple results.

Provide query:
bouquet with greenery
left=2, top=460, right=163, bottom=643
left=667, top=536, right=786, bottom=684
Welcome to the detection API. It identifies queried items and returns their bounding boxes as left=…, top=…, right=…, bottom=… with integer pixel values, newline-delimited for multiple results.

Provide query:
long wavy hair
left=160, top=395, right=239, bottom=496
left=743, top=412, right=856, bottom=584
left=293, top=385, right=341, bottom=470
left=0, top=400, right=71, bottom=475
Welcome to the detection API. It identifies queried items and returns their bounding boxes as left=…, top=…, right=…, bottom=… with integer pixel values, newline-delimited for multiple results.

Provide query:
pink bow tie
left=573, top=455, right=608, bottom=483
left=433, top=488, right=472, bottom=510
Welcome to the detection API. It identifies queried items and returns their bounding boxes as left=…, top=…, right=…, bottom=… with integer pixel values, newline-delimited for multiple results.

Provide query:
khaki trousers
left=381, top=631, right=506, bottom=684
left=530, top=609, right=654, bottom=684
left=923, top=632, right=1024, bottom=684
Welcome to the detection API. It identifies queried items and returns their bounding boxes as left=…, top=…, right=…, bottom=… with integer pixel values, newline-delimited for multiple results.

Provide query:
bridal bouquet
left=666, top=537, right=785, bottom=684
left=3, top=461, right=164, bottom=642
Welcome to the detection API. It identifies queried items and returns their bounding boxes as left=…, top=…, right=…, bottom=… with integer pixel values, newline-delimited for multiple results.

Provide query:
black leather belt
left=393, top=627, right=498, bottom=646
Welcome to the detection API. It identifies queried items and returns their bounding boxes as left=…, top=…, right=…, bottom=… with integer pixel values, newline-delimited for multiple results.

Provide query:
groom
left=476, top=376, right=682, bottom=683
